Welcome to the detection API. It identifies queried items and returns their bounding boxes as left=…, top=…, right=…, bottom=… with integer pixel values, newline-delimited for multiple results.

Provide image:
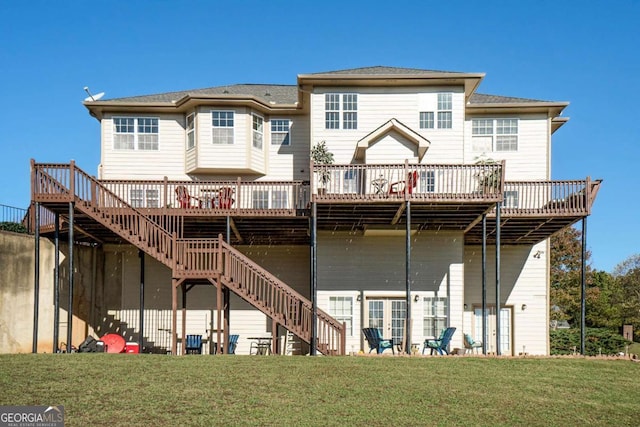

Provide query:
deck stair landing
left=31, top=161, right=346, bottom=355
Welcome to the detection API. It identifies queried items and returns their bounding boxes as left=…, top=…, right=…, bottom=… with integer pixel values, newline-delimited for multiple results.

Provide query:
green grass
left=1, top=355, right=639, bottom=426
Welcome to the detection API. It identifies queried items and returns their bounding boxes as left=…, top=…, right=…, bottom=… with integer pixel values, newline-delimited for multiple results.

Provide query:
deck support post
left=580, top=217, right=587, bottom=355
left=53, top=212, right=60, bottom=353
left=405, top=200, right=412, bottom=355
left=310, top=201, right=317, bottom=356
left=138, top=249, right=145, bottom=352
left=181, top=283, right=187, bottom=355
left=495, top=202, right=501, bottom=356
left=67, top=201, right=74, bottom=352
left=481, top=213, right=487, bottom=355
left=224, top=216, right=231, bottom=352
left=171, top=278, right=178, bottom=355
left=216, top=276, right=223, bottom=354
left=32, top=202, right=40, bottom=353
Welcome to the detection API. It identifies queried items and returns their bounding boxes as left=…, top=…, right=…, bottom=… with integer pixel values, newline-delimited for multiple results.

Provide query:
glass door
left=367, top=298, right=406, bottom=343
left=474, top=306, right=512, bottom=355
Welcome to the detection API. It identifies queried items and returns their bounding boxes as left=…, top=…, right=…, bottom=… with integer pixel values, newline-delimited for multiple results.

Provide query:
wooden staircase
left=32, top=161, right=346, bottom=355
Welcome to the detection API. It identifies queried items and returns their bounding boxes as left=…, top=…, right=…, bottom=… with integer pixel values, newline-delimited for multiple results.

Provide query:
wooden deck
left=30, top=161, right=600, bottom=245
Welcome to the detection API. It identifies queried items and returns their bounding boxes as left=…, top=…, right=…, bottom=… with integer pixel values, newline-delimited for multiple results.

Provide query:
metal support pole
left=405, top=201, right=412, bottom=355
left=581, top=218, right=587, bottom=355
left=32, top=203, right=40, bottom=353
left=67, top=202, right=74, bottom=352
left=481, top=213, right=487, bottom=355
left=53, top=213, right=60, bottom=353
left=181, top=284, right=187, bottom=355
left=139, top=250, right=145, bottom=352
left=310, top=201, right=317, bottom=356
left=495, top=202, right=501, bottom=356
left=224, top=216, right=231, bottom=341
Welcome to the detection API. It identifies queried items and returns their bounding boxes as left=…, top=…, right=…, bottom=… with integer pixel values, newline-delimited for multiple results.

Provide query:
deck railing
left=501, top=179, right=595, bottom=216
left=100, top=178, right=310, bottom=214
left=312, top=162, right=504, bottom=202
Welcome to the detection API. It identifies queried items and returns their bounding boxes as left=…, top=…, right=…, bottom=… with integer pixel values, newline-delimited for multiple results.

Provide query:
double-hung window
left=329, top=296, right=353, bottom=336
left=437, top=93, right=452, bottom=129
left=186, top=113, right=195, bottom=150
left=113, top=117, right=159, bottom=150
left=504, top=190, right=519, bottom=208
left=472, top=118, right=518, bottom=152
left=423, top=297, right=448, bottom=337
left=130, top=189, right=159, bottom=208
left=419, top=170, right=435, bottom=192
left=325, top=93, right=357, bottom=129
left=419, top=111, right=434, bottom=129
left=271, top=119, right=291, bottom=145
left=252, top=190, right=269, bottom=209
left=252, top=114, right=263, bottom=149
left=212, top=111, right=234, bottom=144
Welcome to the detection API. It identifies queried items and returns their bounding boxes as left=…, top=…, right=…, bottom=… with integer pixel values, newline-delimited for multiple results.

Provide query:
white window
left=472, top=118, right=518, bottom=152
left=113, top=117, right=158, bottom=150
left=419, top=171, right=435, bottom=192
left=271, top=190, right=289, bottom=209
left=342, top=94, right=358, bottom=129
left=504, top=190, right=519, bottom=208
left=271, top=119, right=291, bottom=145
left=325, top=93, right=357, bottom=129
left=423, top=297, right=448, bottom=337
left=252, top=190, right=269, bottom=209
left=419, top=111, right=434, bottom=129
left=252, top=114, right=263, bottom=149
left=212, top=111, right=234, bottom=144
left=130, top=189, right=159, bottom=208
left=329, top=296, right=353, bottom=336
left=437, top=93, right=452, bottom=129
left=186, top=113, right=195, bottom=150
left=496, top=119, right=518, bottom=151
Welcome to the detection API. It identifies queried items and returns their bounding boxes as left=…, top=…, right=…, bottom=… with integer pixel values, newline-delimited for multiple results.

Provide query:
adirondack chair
left=423, top=327, right=456, bottom=355
left=463, top=333, right=482, bottom=354
left=388, top=170, right=418, bottom=196
left=362, top=327, right=395, bottom=355
left=175, top=185, right=201, bottom=208
left=227, top=334, right=239, bottom=354
left=185, top=334, right=203, bottom=354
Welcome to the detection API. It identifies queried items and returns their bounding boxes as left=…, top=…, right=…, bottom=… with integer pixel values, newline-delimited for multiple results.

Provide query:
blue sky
left=0, top=1, right=637, bottom=272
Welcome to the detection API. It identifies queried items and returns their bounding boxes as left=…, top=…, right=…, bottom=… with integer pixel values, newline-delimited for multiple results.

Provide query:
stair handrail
left=33, top=161, right=175, bottom=265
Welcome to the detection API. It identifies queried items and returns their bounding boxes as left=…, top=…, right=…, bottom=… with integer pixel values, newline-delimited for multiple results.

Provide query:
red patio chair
left=388, top=171, right=418, bottom=196
left=218, top=187, right=235, bottom=209
left=175, top=185, right=201, bottom=208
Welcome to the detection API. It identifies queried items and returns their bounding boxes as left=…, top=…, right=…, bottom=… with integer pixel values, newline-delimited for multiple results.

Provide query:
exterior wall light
left=414, top=295, right=420, bottom=302
left=521, top=304, right=527, bottom=311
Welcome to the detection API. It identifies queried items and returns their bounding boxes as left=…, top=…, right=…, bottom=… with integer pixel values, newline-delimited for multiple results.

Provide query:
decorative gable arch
left=353, top=118, right=430, bottom=163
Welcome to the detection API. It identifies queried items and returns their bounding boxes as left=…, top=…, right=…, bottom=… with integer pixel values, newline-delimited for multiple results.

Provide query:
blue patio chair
left=227, top=334, right=239, bottom=354
left=185, top=334, right=203, bottom=354
left=423, top=327, right=456, bottom=355
left=362, top=327, right=395, bottom=355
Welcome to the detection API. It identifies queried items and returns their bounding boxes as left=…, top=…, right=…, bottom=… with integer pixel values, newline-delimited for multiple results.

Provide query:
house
left=30, top=66, right=600, bottom=356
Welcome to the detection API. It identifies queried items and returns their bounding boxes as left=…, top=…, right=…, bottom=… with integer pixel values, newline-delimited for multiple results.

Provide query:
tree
left=550, top=226, right=592, bottom=327
left=612, top=254, right=640, bottom=341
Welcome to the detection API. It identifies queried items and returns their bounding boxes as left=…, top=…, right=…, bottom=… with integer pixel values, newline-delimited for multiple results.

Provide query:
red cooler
left=125, top=342, right=140, bottom=353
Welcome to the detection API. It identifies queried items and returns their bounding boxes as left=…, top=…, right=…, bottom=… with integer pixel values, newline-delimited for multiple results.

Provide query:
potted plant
left=311, top=141, right=334, bottom=194
left=474, top=156, right=501, bottom=193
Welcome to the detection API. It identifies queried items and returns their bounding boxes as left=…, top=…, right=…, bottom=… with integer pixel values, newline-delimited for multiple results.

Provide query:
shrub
left=0, top=221, right=28, bottom=234
left=550, top=327, right=631, bottom=356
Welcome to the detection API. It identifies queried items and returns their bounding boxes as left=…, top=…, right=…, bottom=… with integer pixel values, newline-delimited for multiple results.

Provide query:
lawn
left=1, top=354, right=639, bottom=426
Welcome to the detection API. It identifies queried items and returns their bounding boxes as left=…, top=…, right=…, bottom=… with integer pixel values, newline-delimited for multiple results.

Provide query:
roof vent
left=223, top=90, right=229, bottom=94
left=265, top=92, right=271, bottom=96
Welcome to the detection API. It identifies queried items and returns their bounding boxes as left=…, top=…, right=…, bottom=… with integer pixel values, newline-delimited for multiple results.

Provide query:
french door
left=367, top=298, right=406, bottom=343
left=473, top=306, right=513, bottom=355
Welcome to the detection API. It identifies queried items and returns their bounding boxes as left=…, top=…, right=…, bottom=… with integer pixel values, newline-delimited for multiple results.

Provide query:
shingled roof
left=302, top=66, right=464, bottom=76
left=103, top=84, right=299, bottom=105
left=469, top=93, right=552, bottom=104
